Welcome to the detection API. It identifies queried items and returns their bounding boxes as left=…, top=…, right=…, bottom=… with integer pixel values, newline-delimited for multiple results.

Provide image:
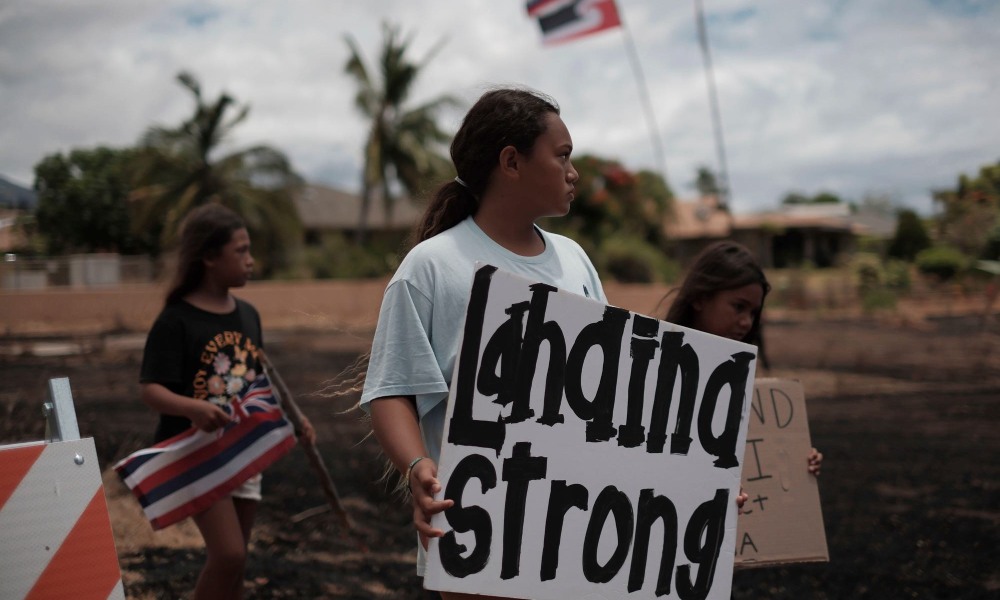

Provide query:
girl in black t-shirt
left=139, top=203, right=314, bottom=600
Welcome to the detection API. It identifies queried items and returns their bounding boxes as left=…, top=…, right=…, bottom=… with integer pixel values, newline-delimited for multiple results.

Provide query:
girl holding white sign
left=360, top=87, right=607, bottom=599
left=662, top=240, right=822, bottom=477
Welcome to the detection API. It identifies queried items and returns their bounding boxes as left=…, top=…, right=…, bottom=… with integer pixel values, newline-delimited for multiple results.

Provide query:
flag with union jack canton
left=114, top=374, right=296, bottom=530
left=526, top=0, right=622, bottom=45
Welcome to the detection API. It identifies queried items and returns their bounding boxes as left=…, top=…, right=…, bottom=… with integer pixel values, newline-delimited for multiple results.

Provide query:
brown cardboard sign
left=734, top=378, right=829, bottom=567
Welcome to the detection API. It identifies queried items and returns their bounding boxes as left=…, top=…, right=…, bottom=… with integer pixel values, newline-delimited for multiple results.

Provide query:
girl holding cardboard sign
left=660, top=240, right=822, bottom=478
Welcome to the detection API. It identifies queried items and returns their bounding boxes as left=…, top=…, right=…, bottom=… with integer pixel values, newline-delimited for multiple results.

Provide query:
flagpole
left=618, top=14, right=669, bottom=183
left=529, top=1, right=668, bottom=180
left=693, top=0, right=733, bottom=210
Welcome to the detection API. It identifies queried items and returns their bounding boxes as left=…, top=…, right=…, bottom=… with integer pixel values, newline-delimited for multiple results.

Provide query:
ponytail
left=414, top=180, right=478, bottom=242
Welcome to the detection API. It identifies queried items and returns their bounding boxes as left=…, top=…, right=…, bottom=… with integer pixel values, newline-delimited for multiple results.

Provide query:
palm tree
left=344, top=22, right=457, bottom=243
left=130, top=71, right=303, bottom=272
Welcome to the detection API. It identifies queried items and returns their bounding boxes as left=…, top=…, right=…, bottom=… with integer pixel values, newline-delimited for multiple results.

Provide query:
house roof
left=295, top=184, right=425, bottom=232
left=736, top=204, right=872, bottom=235
left=847, top=210, right=898, bottom=238
left=736, top=212, right=862, bottom=234
left=664, top=196, right=734, bottom=239
left=665, top=197, right=890, bottom=239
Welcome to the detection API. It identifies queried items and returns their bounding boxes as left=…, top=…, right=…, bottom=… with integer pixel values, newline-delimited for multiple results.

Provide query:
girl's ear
left=201, top=249, right=220, bottom=270
left=498, top=145, right=519, bottom=178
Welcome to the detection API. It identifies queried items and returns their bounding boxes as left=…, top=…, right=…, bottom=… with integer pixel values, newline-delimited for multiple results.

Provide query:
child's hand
left=408, top=458, right=455, bottom=550
left=297, top=416, right=317, bottom=446
left=808, top=447, right=823, bottom=477
left=188, top=401, right=231, bottom=432
left=736, top=486, right=749, bottom=514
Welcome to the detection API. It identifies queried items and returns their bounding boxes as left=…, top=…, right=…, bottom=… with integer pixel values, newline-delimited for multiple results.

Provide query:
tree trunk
left=356, top=178, right=371, bottom=245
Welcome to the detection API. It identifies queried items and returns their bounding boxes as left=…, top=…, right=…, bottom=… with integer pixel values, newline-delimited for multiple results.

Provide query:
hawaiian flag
left=526, top=0, right=622, bottom=45
left=114, top=374, right=296, bottom=530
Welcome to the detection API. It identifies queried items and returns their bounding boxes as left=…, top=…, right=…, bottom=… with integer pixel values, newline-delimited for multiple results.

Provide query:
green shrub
left=856, top=234, right=887, bottom=255
left=861, top=287, right=897, bottom=312
left=599, top=235, right=678, bottom=283
left=887, top=209, right=931, bottom=260
left=850, top=252, right=883, bottom=294
left=915, top=246, right=969, bottom=280
left=303, top=233, right=399, bottom=279
left=883, top=259, right=912, bottom=291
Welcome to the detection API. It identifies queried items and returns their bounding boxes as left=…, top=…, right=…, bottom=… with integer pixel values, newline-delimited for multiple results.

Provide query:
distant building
left=0, top=209, right=27, bottom=253
left=662, top=196, right=737, bottom=265
left=0, top=177, right=35, bottom=253
left=665, top=197, right=895, bottom=268
left=294, top=183, right=424, bottom=246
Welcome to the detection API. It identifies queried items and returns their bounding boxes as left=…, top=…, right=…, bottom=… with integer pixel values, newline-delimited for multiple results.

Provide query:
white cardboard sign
left=425, top=265, right=758, bottom=600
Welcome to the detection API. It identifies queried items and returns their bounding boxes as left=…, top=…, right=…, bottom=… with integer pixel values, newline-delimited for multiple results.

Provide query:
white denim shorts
left=232, top=473, right=262, bottom=501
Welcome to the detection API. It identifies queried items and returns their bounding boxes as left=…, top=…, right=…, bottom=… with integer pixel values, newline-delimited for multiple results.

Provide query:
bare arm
left=370, top=395, right=454, bottom=547
left=140, top=382, right=231, bottom=432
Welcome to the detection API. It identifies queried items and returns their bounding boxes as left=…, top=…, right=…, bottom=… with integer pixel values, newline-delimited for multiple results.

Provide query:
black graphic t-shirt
left=140, top=298, right=263, bottom=442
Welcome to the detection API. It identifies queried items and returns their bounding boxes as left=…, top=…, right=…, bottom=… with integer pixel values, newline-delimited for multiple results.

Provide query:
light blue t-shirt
left=360, top=216, right=606, bottom=463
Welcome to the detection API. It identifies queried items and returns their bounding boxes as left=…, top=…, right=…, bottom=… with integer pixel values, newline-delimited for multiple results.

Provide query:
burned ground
left=2, top=315, right=998, bottom=599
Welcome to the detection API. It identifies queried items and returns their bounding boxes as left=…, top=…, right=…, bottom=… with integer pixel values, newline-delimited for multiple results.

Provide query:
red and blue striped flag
left=526, top=0, right=622, bottom=45
left=114, top=374, right=296, bottom=530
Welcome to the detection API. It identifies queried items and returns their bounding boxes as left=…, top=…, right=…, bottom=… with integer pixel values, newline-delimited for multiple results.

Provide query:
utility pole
left=694, top=0, right=733, bottom=210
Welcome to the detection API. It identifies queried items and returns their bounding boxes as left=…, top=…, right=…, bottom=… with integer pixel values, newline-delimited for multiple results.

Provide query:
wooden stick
left=290, top=504, right=333, bottom=523
left=258, top=349, right=367, bottom=552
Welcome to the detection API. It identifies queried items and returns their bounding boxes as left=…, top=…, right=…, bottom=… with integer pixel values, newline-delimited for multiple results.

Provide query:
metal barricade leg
left=0, top=378, right=125, bottom=600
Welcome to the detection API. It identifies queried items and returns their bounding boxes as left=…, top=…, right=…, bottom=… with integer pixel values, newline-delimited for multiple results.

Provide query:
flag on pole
left=114, top=374, right=296, bottom=530
left=526, top=0, right=622, bottom=45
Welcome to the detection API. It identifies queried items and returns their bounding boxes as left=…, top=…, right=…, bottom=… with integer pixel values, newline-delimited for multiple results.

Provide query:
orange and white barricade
left=0, top=378, right=124, bottom=600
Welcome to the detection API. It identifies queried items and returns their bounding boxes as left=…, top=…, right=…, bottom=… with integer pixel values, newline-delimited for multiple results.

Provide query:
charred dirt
left=2, top=315, right=998, bottom=599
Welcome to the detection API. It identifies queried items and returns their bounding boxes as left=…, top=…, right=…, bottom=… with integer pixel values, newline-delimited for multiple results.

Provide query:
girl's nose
left=567, top=161, right=579, bottom=182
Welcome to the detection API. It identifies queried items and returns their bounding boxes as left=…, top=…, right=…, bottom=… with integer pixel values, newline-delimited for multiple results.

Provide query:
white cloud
left=1, top=0, right=997, bottom=216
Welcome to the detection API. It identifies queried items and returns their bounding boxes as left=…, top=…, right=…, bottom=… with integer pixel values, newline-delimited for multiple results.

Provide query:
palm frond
left=345, top=23, right=463, bottom=242
left=128, top=71, right=302, bottom=266
left=344, top=35, right=379, bottom=117
left=176, top=71, right=202, bottom=101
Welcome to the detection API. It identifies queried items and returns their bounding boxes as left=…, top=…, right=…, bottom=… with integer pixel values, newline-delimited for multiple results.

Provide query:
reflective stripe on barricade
left=0, top=438, right=125, bottom=600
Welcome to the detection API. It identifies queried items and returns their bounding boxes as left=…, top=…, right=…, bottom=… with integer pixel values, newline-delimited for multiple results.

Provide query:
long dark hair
left=414, top=87, right=560, bottom=242
left=665, top=241, right=771, bottom=347
left=165, top=203, right=246, bottom=305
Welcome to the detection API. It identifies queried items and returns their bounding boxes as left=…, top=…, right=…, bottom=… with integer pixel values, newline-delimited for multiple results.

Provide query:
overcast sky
left=1, top=0, right=997, bottom=215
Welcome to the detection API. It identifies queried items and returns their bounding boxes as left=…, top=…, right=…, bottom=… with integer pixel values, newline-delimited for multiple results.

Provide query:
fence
left=1, top=254, right=156, bottom=290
